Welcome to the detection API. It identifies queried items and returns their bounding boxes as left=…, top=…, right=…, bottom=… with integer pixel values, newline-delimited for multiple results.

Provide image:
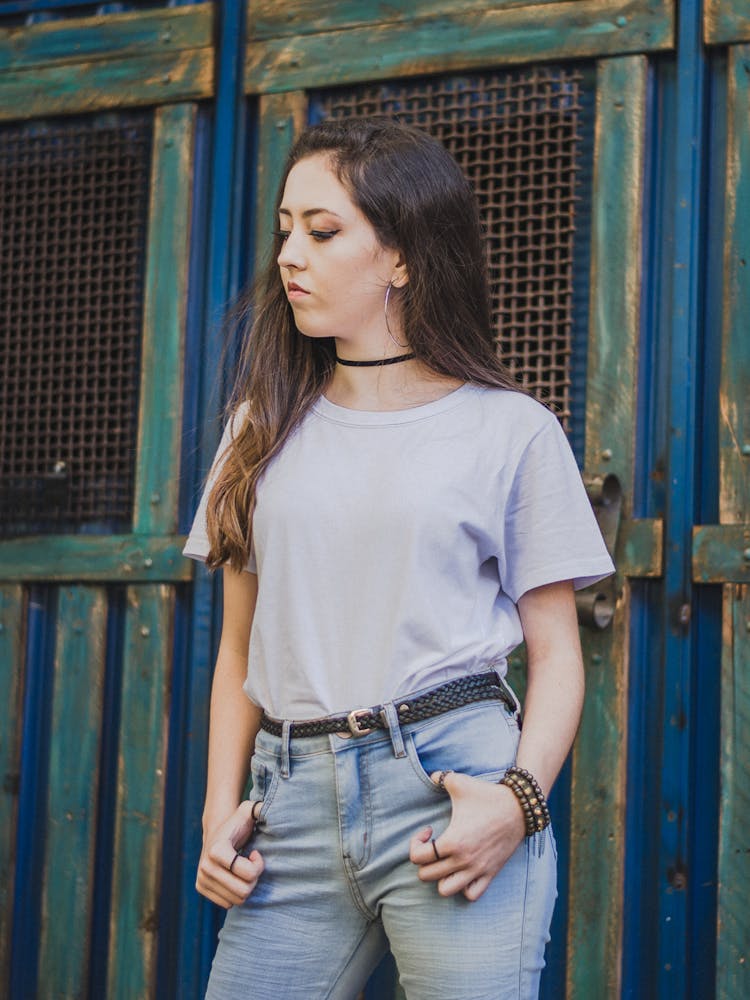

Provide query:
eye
left=272, top=229, right=290, bottom=241
left=310, top=229, right=340, bottom=241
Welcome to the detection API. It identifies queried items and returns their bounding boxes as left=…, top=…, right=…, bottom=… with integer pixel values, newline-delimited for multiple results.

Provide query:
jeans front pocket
left=406, top=701, right=521, bottom=793
left=248, top=751, right=281, bottom=826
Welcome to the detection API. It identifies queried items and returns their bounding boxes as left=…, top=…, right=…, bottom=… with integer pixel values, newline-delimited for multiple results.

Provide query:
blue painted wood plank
left=37, top=586, right=107, bottom=999
left=655, top=0, right=708, bottom=991
left=0, top=584, right=25, bottom=997
left=133, top=102, right=196, bottom=535
left=107, top=584, right=174, bottom=999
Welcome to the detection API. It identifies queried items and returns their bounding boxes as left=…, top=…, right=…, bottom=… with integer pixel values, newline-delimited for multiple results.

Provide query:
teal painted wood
left=716, top=42, right=750, bottom=1000
left=693, top=525, right=750, bottom=582
left=620, top=517, right=664, bottom=578
left=107, top=584, right=173, bottom=1000
left=705, top=0, right=750, bottom=45
left=133, top=103, right=196, bottom=535
left=37, top=586, right=106, bottom=999
left=245, top=0, right=673, bottom=94
left=0, top=535, right=192, bottom=583
left=255, top=91, right=308, bottom=269
left=717, top=586, right=750, bottom=998
left=568, top=54, right=647, bottom=999
left=0, top=3, right=212, bottom=72
left=720, top=45, right=750, bottom=527
left=0, top=49, right=212, bottom=122
left=249, top=0, right=569, bottom=39
left=0, top=584, right=25, bottom=997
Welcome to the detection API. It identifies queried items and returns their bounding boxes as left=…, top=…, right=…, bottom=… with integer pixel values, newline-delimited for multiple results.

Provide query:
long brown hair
left=205, top=117, right=521, bottom=571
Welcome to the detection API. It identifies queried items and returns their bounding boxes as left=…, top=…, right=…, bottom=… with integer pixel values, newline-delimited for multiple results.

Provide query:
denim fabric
left=205, top=694, right=558, bottom=1000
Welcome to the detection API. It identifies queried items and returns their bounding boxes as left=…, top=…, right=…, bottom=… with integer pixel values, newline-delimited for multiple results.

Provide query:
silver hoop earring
left=384, top=282, right=408, bottom=349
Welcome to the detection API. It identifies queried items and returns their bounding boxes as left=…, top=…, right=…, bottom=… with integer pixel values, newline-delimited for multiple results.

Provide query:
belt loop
left=381, top=701, right=407, bottom=758
left=280, top=719, right=292, bottom=778
left=495, top=668, right=522, bottom=718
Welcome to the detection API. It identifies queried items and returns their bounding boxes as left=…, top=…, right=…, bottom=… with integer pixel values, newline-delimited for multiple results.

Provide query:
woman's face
left=277, top=154, right=404, bottom=349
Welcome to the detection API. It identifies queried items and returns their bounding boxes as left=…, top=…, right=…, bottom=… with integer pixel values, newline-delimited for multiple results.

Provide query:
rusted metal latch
left=575, top=473, right=623, bottom=630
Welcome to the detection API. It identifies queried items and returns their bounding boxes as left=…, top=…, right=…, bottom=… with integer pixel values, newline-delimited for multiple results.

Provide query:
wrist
left=498, top=765, right=551, bottom=837
left=202, top=798, right=241, bottom=836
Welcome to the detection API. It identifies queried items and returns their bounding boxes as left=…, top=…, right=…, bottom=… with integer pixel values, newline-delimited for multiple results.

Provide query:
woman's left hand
left=409, top=770, right=527, bottom=902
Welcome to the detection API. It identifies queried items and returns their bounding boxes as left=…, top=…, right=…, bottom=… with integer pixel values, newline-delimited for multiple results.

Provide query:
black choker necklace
left=336, top=352, right=416, bottom=368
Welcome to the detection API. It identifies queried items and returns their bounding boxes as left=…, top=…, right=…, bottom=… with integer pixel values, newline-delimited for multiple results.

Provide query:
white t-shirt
left=184, top=384, right=614, bottom=718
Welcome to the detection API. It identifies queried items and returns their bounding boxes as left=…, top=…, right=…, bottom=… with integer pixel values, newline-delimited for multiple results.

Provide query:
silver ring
left=437, top=770, right=451, bottom=792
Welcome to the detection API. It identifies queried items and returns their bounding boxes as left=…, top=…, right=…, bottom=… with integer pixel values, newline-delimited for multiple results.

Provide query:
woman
left=184, top=117, right=614, bottom=999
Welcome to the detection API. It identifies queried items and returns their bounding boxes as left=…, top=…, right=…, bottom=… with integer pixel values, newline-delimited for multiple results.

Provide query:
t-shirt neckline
left=313, top=383, right=476, bottom=426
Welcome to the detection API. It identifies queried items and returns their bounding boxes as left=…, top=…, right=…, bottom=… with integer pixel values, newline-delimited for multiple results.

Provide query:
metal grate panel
left=0, top=114, right=153, bottom=536
left=312, top=67, right=594, bottom=426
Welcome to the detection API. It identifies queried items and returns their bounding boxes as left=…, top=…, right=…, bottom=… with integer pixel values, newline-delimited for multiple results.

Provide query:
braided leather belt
left=259, top=670, right=517, bottom=739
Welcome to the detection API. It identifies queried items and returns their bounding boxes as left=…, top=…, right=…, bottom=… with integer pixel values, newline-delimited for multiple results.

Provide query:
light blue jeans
left=205, top=692, right=558, bottom=1000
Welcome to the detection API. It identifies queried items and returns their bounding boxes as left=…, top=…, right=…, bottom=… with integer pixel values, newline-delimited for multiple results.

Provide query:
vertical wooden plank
left=716, top=43, right=750, bottom=1000
left=104, top=100, right=193, bottom=998
left=567, top=55, right=646, bottom=999
left=132, top=102, right=196, bottom=534
left=107, top=584, right=174, bottom=1000
left=255, top=90, right=308, bottom=265
left=717, top=584, right=750, bottom=998
left=37, top=586, right=106, bottom=998
left=0, top=584, right=26, bottom=995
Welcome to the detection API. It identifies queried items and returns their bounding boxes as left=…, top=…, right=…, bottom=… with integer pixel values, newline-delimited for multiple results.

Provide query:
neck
left=326, top=359, right=463, bottom=412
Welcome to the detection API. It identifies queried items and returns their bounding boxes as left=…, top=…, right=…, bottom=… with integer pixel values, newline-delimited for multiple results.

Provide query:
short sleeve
left=497, top=415, right=615, bottom=603
left=182, top=404, right=257, bottom=573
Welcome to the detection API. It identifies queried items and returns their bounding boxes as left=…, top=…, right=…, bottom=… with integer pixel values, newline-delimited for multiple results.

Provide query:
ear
left=391, top=252, right=409, bottom=289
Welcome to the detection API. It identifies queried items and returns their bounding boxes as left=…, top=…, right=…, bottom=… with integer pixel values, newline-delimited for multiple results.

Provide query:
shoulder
left=468, top=386, right=560, bottom=440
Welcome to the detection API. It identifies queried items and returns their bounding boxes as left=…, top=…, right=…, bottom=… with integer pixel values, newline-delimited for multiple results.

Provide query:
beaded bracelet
left=499, top=765, right=551, bottom=837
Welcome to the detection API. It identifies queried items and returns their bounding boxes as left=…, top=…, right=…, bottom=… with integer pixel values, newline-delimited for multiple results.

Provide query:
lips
left=287, top=281, right=309, bottom=295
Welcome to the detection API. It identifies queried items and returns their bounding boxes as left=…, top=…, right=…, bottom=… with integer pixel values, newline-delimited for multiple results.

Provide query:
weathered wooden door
left=0, top=2, right=212, bottom=997
left=0, top=1, right=748, bottom=998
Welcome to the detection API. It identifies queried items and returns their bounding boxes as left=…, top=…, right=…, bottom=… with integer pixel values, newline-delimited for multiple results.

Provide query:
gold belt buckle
left=347, top=708, right=376, bottom=737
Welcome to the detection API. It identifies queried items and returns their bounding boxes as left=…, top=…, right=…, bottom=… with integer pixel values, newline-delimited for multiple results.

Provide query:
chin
left=296, top=324, right=336, bottom=341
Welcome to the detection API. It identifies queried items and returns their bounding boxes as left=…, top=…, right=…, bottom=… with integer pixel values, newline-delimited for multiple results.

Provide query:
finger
left=463, top=874, right=492, bottom=902
left=429, top=770, right=454, bottom=793
left=200, top=868, right=260, bottom=907
left=227, top=850, right=265, bottom=883
left=437, top=867, right=478, bottom=898
left=196, top=874, right=242, bottom=909
left=408, top=827, right=433, bottom=864
left=200, top=852, right=264, bottom=897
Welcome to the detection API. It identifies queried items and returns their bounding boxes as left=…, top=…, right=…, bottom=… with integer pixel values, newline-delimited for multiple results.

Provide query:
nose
left=277, top=230, right=306, bottom=271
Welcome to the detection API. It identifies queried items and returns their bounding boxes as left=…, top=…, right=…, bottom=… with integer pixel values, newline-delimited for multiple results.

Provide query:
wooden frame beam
left=245, top=0, right=673, bottom=94
left=0, top=4, right=213, bottom=120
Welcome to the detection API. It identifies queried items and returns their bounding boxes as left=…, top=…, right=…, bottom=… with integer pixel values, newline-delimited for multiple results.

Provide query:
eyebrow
left=278, top=207, right=344, bottom=220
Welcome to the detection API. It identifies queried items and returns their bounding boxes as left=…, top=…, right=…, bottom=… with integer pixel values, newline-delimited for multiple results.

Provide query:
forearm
left=203, top=643, right=262, bottom=835
left=513, top=649, right=584, bottom=798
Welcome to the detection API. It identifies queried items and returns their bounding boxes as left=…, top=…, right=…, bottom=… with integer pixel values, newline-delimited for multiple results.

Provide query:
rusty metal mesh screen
left=0, top=114, right=153, bottom=536
left=313, top=67, right=592, bottom=426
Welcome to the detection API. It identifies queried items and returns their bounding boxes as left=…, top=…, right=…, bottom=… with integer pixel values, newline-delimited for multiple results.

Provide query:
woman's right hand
left=196, top=799, right=265, bottom=909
